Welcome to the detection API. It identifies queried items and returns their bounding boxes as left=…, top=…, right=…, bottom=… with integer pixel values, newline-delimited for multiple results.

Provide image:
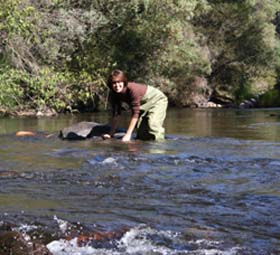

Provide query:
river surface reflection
left=165, top=108, right=280, bottom=141
left=0, top=108, right=279, bottom=255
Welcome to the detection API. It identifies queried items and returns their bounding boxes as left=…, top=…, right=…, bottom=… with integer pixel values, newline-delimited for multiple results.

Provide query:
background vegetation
left=1, top=0, right=280, bottom=115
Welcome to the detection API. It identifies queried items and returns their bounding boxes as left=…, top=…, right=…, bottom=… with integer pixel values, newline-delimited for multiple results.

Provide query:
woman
left=103, top=70, right=168, bottom=142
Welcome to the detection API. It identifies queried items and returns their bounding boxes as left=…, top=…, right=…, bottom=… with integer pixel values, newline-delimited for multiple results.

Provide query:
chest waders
left=136, top=86, right=168, bottom=140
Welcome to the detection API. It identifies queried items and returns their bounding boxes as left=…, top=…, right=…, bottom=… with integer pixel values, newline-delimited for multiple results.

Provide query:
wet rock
left=68, top=228, right=129, bottom=248
left=36, top=108, right=57, bottom=117
left=88, top=156, right=120, bottom=170
left=16, top=110, right=37, bottom=117
left=15, top=131, right=53, bottom=138
left=206, top=101, right=222, bottom=108
left=239, top=98, right=258, bottom=109
left=0, top=231, right=28, bottom=255
left=0, top=170, right=18, bottom=178
left=32, top=243, right=53, bottom=255
left=19, top=172, right=35, bottom=179
left=16, top=131, right=36, bottom=137
left=0, top=222, right=15, bottom=231
left=60, top=121, right=126, bottom=140
left=101, top=157, right=117, bottom=164
left=209, top=85, right=235, bottom=107
left=0, top=231, right=52, bottom=255
left=59, top=121, right=111, bottom=140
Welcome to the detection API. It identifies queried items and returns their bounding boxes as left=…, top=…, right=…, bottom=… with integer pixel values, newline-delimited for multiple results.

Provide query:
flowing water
left=0, top=108, right=280, bottom=254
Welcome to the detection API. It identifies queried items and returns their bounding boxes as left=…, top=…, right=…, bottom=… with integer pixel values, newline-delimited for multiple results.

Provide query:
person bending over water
left=103, top=70, right=168, bottom=142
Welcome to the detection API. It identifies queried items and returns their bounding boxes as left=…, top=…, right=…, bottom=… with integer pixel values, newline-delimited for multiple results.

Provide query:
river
left=0, top=108, right=279, bottom=254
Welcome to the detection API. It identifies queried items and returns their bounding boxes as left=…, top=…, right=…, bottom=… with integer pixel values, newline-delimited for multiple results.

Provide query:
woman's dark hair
left=107, top=69, right=128, bottom=89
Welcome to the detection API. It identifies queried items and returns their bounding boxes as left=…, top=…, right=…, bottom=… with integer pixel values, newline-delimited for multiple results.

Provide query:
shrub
left=259, top=89, right=280, bottom=107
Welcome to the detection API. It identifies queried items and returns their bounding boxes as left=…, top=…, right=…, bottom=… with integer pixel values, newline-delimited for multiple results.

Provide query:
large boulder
left=59, top=122, right=110, bottom=140
left=59, top=121, right=126, bottom=140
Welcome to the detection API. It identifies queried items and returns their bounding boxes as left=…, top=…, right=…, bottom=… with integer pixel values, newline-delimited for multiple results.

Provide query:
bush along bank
left=1, top=1, right=280, bottom=115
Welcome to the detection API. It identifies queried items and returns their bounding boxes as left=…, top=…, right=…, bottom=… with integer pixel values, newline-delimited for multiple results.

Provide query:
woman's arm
left=102, top=116, right=119, bottom=139
left=110, top=116, right=119, bottom=136
left=122, top=117, right=138, bottom=142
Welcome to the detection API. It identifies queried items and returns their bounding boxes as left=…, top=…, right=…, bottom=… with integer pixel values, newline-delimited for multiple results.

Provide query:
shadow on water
left=0, top=108, right=280, bottom=254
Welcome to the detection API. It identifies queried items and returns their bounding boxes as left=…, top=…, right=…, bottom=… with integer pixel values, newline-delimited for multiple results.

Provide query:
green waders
left=136, top=86, right=168, bottom=141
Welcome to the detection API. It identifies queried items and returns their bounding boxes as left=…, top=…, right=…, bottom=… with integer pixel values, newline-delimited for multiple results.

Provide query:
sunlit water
left=0, top=108, right=280, bottom=254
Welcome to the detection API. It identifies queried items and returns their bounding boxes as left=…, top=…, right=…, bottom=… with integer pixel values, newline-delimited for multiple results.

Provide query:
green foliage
left=0, top=0, right=34, bottom=36
left=0, top=67, right=25, bottom=112
left=94, top=0, right=211, bottom=104
left=23, top=68, right=106, bottom=113
left=259, top=89, right=280, bottom=107
left=234, top=83, right=253, bottom=104
left=0, top=66, right=103, bottom=113
left=23, top=68, right=74, bottom=112
left=0, top=0, right=110, bottom=114
left=193, top=0, right=280, bottom=102
left=1, top=0, right=280, bottom=114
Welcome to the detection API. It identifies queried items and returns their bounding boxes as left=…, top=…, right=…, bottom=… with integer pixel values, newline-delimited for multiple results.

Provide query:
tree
left=93, top=0, right=211, bottom=105
left=193, top=0, right=280, bottom=103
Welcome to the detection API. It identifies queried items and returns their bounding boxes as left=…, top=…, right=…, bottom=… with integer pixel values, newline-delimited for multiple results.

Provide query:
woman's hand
left=102, top=134, right=111, bottom=140
left=122, top=133, right=131, bottom=142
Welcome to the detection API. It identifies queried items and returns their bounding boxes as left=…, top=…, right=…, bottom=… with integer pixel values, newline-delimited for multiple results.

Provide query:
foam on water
left=47, top=238, right=99, bottom=255
left=47, top=224, right=242, bottom=255
left=54, top=215, right=69, bottom=234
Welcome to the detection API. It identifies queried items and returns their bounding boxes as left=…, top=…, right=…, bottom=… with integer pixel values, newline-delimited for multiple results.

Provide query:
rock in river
left=0, top=231, right=52, bottom=255
left=59, top=121, right=110, bottom=140
left=59, top=121, right=126, bottom=140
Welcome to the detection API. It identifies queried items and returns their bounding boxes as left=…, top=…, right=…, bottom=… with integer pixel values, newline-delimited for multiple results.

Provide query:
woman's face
left=112, top=77, right=125, bottom=93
